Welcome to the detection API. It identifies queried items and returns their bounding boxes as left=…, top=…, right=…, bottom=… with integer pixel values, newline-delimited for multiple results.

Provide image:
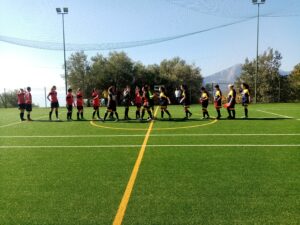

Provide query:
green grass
left=0, top=103, right=299, bottom=225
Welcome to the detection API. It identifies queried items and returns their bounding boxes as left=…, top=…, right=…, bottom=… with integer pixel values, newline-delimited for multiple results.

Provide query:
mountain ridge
left=203, top=64, right=290, bottom=85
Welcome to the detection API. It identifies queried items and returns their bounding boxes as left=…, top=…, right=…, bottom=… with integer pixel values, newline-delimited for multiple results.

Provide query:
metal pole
left=255, top=3, right=260, bottom=104
left=211, top=82, right=214, bottom=103
left=278, top=77, right=281, bottom=102
left=62, top=13, right=67, bottom=95
left=44, top=87, right=47, bottom=108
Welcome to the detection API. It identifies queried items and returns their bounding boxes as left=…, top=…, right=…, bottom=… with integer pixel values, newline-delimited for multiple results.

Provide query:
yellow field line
left=112, top=107, right=159, bottom=225
left=90, top=118, right=217, bottom=131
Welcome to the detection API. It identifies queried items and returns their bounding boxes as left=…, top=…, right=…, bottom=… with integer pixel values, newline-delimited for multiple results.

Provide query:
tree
left=89, top=53, right=109, bottom=91
left=66, top=51, right=90, bottom=96
left=160, top=57, right=203, bottom=102
left=106, top=52, right=134, bottom=90
left=0, top=90, right=18, bottom=108
left=236, top=48, right=282, bottom=103
left=89, top=51, right=135, bottom=92
left=289, top=63, right=300, bottom=101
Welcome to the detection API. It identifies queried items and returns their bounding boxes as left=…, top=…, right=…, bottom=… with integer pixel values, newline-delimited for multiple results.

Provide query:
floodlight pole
left=252, top=0, right=265, bottom=103
left=56, top=8, right=68, bottom=95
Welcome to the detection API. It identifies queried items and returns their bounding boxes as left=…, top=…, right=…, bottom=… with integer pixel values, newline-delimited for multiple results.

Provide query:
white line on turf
left=1, top=144, right=300, bottom=148
left=0, top=115, right=48, bottom=128
left=0, top=121, right=23, bottom=128
left=0, top=133, right=300, bottom=138
left=256, top=109, right=294, bottom=119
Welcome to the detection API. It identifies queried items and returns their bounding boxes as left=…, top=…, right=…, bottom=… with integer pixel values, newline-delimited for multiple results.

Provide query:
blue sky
left=1, top=0, right=300, bottom=93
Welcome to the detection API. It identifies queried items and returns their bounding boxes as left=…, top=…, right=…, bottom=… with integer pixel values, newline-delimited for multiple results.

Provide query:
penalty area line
left=256, top=109, right=294, bottom=119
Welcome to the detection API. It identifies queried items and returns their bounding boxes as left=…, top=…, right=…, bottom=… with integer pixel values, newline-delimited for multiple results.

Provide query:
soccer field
left=1, top=103, right=299, bottom=225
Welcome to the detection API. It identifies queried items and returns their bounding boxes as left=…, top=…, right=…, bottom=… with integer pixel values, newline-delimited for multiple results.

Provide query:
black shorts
left=51, top=102, right=59, bottom=109
left=136, top=103, right=142, bottom=108
left=202, top=100, right=208, bottom=108
left=149, top=99, right=154, bottom=107
left=107, top=101, right=117, bottom=112
left=26, top=104, right=32, bottom=112
left=228, top=103, right=236, bottom=109
left=214, top=100, right=222, bottom=108
left=77, top=106, right=83, bottom=111
left=182, top=100, right=190, bottom=107
left=93, top=106, right=99, bottom=110
left=18, top=103, right=26, bottom=110
left=159, top=99, right=168, bottom=107
left=66, top=105, right=73, bottom=111
left=242, top=102, right=249, bottom=107
left=123, top=99, right=131, bottom=107
left=143, top=102, right=150, bottom=109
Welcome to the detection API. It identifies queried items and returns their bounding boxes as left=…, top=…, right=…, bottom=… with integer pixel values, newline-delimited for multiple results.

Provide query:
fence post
left=44, top=87, right=47, bottom=108
left=211, top=82, right=214, bottom=103
left=4, top=88, right=7, bottom=108
left=278, top=77, right=281, bottom=103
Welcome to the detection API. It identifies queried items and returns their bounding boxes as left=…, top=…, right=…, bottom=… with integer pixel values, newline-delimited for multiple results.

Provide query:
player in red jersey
left=25, top=87, right=33, bottom=121
left=17, top=88, right=26, bottom=121
left=66, top=88, right=74, bottom=121
left=135, top=86, right=142, bottom=119
left=47, top=85, right=59, bottom=120
left=92, top=88, right=101, bottom=120
left=76, top=88, right=84, bottom=120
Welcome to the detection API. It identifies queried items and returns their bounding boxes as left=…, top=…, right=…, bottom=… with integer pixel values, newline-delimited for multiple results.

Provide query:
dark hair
left=242, top=83, right=249, bottom=89
left=160, top=86, right=166, bottom=92
left=181, top=84, right=187, bottom=91
left=214, top=84, right=219, bottom=89
left=68, top=88, right=72, bottom=92
left=201, top=87, right=209, bottom=97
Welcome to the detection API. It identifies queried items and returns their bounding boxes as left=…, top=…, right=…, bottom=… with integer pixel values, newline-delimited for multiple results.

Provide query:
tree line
left=236, top=48, right=300, bottom=102
left=1, top=48, right=299, bottom=108
left=66, top=51, right=203, bottom=103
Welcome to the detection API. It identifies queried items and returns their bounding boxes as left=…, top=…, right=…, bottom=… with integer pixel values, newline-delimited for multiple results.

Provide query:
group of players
left=17, top=83, right=251, bottom=122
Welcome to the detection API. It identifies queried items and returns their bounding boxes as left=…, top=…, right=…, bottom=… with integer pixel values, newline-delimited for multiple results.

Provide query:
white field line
left=261, top=109, right=299, bottom=111
left=0, top=115, right=48, bottom=128
left=0, top=144, right=300, bottom=148
left=1, top=133, right=300, bottom=138
left=256, top=109, right=294, bottom=119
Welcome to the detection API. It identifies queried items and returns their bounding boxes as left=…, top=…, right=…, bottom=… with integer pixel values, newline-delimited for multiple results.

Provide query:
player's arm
left=228, top=95, right=233, bottom=105
left=180, top=95, right=185, bottom=103
left=47, top=93, right=51, bottom=102
left=167, top=96, right=171, bottom=104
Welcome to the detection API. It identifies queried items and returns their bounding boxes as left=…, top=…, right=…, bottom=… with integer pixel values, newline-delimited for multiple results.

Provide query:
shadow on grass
left=31, top=117, right=291, bottom=123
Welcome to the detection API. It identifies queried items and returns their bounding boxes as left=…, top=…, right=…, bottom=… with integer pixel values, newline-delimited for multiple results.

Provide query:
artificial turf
left=0, top=103, right=299, bottom=225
